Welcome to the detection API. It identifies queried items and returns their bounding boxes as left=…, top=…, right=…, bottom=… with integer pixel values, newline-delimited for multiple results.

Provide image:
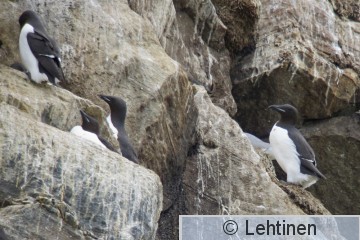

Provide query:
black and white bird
left=71, top=110, right=117, bottom=152
left=19, top=10, right=65, bottom=85
left=99, top=94, right=139, bottom=163
left=268, top=104, right=326, bottom=188
left=106, top=114, right=118, bottom=140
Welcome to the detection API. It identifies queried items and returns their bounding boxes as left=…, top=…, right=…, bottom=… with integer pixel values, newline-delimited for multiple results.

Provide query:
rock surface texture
left=184, top=86, right=329, bottom=215
left=0, top=66, right=163, bottom=239
left=229, top=0, right=359, bottom=216
left=0, top=0, right=358, bottom=239
left=302, top=115, right=360, bottom=214
left=232, top=0, right=360, bottom=134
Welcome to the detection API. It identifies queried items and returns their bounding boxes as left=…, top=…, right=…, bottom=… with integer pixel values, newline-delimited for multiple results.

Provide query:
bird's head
left=268, top=104, right=299, bottom=125
left=98, top=94, right=127, bottom=125
left=19, top=10, right=39, bottom=28
left=80, top=110, right=100, bottom=134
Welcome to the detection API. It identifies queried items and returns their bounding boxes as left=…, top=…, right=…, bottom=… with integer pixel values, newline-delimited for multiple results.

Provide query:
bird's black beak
left=98, top=94, right=111, bottom=103
left=80, top=110, right=90, bottom=123
left=268, top=105, right=285, bottom=113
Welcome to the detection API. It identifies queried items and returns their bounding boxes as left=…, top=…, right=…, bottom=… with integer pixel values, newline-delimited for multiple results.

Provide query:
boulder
left=183, top=86, right=330, bottom=215
left=1, top=1, right=195, bottom=238
left=0, top=0, right=195, bottom=229
left=301, top=115, right=360, bottom=214
left=0, top=66, right=163, bottom=239
left=212, top=0, right=260, bottom=58
left=129, top=0, right=238, bottom=115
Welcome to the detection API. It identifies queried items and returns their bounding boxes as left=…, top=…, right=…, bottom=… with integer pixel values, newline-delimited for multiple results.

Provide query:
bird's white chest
left=269, top=125, right=300, bottom=174
left=19, top=23, right=48, bottom=83
left=70, top=126, right=106, bottom=148
left=107, top=115, right=118, bottom=139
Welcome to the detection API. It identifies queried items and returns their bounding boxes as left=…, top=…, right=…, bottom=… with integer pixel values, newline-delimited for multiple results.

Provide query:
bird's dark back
left=118, top=129, right=138, bottom=163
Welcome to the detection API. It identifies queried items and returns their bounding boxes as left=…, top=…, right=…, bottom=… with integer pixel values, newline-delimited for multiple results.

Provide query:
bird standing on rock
left=19, top=10, right=65, bottom=85
left=268, top=104, right=326, bottom=188
left=99, top=94, right=139, bottom=163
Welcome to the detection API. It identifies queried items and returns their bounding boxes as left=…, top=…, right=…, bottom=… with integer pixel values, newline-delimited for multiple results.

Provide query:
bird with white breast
left=268, top=104, right=326, bottom=188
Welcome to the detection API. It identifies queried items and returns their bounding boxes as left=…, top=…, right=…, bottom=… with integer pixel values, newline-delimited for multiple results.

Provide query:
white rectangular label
left=180, top=216, right=359, bottom=240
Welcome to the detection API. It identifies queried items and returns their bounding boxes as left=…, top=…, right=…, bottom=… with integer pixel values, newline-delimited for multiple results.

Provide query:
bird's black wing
left=27, top=30, right=65, bottom=84
left=98, top=136, right=120, bottom=154
left=287, top=127, right=326, bottom=179
left=118, top=133, right=139, bottom=164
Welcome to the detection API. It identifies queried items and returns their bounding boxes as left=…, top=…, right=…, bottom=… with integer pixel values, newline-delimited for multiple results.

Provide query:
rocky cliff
left=0, top=0, right=359, bottom=239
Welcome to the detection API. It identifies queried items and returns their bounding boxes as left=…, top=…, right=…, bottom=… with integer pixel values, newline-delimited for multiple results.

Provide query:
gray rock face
left=330, top=0, right=360, bottom=21
left=231, top=0, right=360, bottom=135
left=1, top=1, right=194, bottom=238
left=183, top=86, right=330, bottom=217
left=227, top=0, right=360, bottom=218
left=302, top=115, right=360, bottom=214
left=1, top=0, right=195, bottom=232
left=184, top=87, right=306, bottom=215
left=0, top=0, right=358, bottom=239
left=0, top=66, right=163, bottom=239
left=129, top=0, right=238, bottom=116
left=0, top=204, right=83, bottom=239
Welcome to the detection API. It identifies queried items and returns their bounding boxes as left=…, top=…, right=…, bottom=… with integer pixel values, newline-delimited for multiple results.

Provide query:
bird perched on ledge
left=18, top=10, right=65, bottom=85
left=99, top=94, right=139, bottom=164
left=268, top=104, right=326, bottom=188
